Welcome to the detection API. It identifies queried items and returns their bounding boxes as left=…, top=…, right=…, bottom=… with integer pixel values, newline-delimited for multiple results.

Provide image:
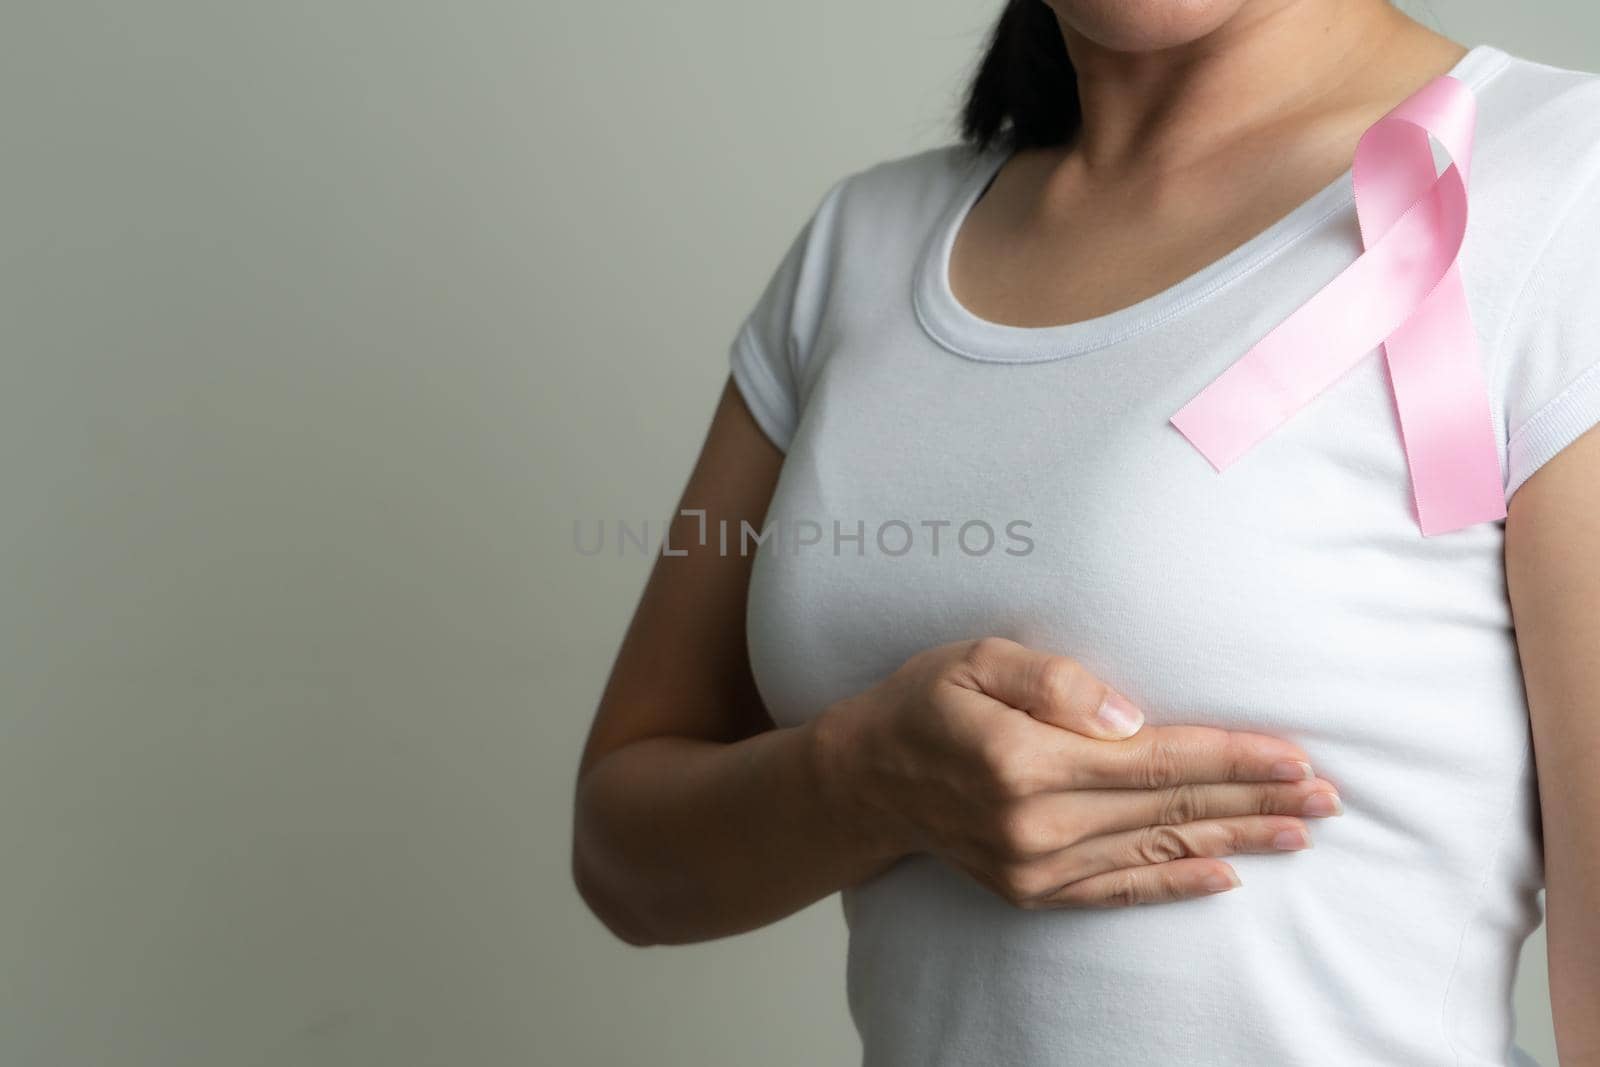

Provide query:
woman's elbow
left=570, top=776, right=663, bottom=947
left=571, top=818, right=663, bottom=947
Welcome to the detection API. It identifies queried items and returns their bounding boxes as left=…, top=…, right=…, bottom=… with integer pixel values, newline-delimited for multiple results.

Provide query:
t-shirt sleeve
left=726, top=176, right=847, bottom=453
left=1496, top=167, right=1600, bottom=507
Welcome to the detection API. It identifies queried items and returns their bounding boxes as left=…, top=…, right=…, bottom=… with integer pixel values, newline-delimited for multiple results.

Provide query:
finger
left=998, top=777, right=1342, bottom=848
left=1042, top=722, right=1322, bottom=792
left=1013, top=815, right=1311, bottom=907
left=1039, top=856, right=1243, bottom=908
left=952, top=636, right=1145, bottom=741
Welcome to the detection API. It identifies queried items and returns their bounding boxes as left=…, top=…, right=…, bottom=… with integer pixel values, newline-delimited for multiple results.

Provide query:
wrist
left=806, top=698, right=912, bottom=866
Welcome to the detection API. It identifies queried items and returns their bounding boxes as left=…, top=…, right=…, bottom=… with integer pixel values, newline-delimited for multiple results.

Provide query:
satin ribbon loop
left=1169, top=73, right=1507, bottom=536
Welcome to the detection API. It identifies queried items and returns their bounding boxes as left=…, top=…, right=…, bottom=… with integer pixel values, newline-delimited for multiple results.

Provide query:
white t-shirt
left=729, top=42, right=1599, bottom=1067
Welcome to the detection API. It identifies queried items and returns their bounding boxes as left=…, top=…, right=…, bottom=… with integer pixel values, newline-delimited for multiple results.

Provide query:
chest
left=744, top=308, right=1511, bottom=739
left=947, top=153, right=1362, bottom=330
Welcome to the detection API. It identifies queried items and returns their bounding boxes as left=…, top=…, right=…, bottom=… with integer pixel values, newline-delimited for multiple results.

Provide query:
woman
left=573, top=1, right=1600, bottom=1063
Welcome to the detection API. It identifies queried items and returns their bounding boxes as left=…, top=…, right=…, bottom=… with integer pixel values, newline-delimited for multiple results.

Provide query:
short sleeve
left=1496, top=169, right=1600, bottom=506
left=726, top=176, right=847, bottom=453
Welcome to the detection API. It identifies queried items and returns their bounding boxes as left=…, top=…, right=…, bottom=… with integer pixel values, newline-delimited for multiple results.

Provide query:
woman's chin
left=1041, top=0, right=1248, bottom=54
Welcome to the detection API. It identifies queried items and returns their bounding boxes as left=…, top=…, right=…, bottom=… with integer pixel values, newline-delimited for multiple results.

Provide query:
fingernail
left=1203, top=869, right=1241, bottom=893
left=1272, top=828, right=1311, bottom=851
left=1303, top=792, right=1344, bottom=817
left=1270, top=760, right=1314, bottom=781
left=1095, top=691, right=1144, bottom=738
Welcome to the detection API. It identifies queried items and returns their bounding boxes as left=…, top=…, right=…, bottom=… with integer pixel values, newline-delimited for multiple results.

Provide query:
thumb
left=958, top=637, right=1146, bottom=741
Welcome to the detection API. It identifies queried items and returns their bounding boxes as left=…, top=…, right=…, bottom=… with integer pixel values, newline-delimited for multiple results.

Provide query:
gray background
left=0, top=2, right=1589, bottom=1064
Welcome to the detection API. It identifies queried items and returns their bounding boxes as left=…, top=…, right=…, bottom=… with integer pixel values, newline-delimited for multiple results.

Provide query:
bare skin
left=1505, top=425, right=1600, bottom=1066
left=575, top=5, right=1600, bottom=1056
left=952, top=3, right=1468, bottom=329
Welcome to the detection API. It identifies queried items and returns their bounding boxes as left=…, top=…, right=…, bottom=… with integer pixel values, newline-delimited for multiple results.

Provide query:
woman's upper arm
left=576, top=376, right=785, bottom=782
left=1504, top=421, right=1600, bottom=1061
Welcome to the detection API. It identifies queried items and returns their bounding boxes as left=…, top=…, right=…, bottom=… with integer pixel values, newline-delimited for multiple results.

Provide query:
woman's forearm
left=571, top=708, right=902, bottom=946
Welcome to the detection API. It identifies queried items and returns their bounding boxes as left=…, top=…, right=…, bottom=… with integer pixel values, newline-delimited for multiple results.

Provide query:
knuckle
left=1051, top=807, right=1088, bottom=848
left=1157, top=783, right=1201, bottom=826
left=1033, top=656, right=1083, bottom=712
left=995, top=862, right=1047, bottom=904
left=1100, top=870, right=1142, bottom=909
left=1157, top=866, right=1191, bottom=902
left=976, top=735, right=1034, bottom=799
left=1137, top=824, right=1192, bottom=864
left=1258, top=784, right=1291, bottom=815
left=1214, top=821, right=1248, bottom=855
left=1221, top=733, right=1259, bottom=784
left=963, top=636, right=1014, bottom=670
left=1133, top=736, right=1186, bottom=790
left=923, top=678, right=964, bottom=720
left=993, top=802, right=1053, bottom=859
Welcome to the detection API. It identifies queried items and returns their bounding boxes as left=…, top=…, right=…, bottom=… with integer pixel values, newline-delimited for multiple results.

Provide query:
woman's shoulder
left=1481, top=42, right=1600, bottom=107
left=1464, top=48, right=1600, bottom=493
left=1476, top=44, right=1600, bottom=184
left=844, top=140, right=992, bottom=194
left=812, top=140, right=992, bottom=239
left=1460, top=43, right=1600, bottom=297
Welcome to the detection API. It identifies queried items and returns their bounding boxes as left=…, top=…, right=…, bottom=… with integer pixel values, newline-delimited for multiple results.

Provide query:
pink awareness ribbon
left=1169, top=73, right=1506, bottom=537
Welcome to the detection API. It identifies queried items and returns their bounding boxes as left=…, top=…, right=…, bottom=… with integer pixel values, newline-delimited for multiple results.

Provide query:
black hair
left=959, top=1, right=1080, bottom=156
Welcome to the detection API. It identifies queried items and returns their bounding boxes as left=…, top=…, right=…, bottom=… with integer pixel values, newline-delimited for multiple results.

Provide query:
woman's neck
left=1055, top=1, right=1455, bottom=179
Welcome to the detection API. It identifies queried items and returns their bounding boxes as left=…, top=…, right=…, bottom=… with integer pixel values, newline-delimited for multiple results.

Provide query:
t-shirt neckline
left=912, top=42, right=1512, bottom=364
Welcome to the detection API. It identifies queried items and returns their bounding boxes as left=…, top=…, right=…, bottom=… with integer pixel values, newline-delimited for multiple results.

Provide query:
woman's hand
left=813, top=636, right=1342, bottom=908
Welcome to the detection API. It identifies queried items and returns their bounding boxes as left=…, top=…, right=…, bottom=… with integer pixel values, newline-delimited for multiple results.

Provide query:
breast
left=755, top=316, right=1509, bottom=718
left=746, top=319, right=1543, bottom=1066
left=752, top=317, right=1532, bottom=883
